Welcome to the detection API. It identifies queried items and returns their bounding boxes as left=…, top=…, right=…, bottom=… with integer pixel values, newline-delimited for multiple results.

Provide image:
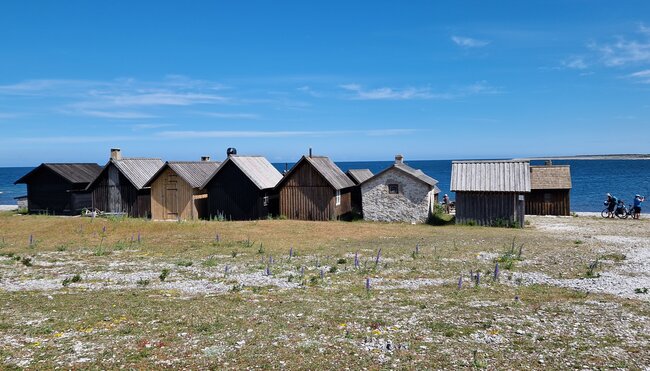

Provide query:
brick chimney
left=201, top=156, right=210, bottom=162
left=395, top=154, right=404, bottom=164
left=110, top=148, right=122, bottom=160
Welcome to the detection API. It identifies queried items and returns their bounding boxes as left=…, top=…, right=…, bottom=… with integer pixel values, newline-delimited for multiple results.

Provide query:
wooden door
left=164, top=173, right=179, bottom=220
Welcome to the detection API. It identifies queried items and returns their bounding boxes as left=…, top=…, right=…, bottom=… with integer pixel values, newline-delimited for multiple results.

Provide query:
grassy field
left=1, top=212, right=649, bottom=369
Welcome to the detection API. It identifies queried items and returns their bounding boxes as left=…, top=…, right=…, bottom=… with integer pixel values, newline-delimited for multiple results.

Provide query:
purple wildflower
left=494, top=262, right=500, bottom=281
left=415, top=243, right=419, bottom=255
left=130, top=234, right=134, bottom=243
left=269, top=255, right=273, bottom=265
left=320, top=269, right=325, bottom=280
left=354, top=252, right=359, bottom=268
left=266, top=264, right=271, bottom=276
left=224, top=265, right=229, bottom=277
left=365, top=277, right=371, bottom=292
left=102, top=226, right=106, bottom=233
left=29, top=234, right=33, bottom=246
left=289, top=247, right=293, bottom=258
left=375, top=248, right=382, bottom=266
left=458, top=274, right=463, bottom=289
left=137, top=232, right=141, bottom=244
left=300, top=266, right=305, bottom=277
left=475, top=272, right=481, bottom=285
left=215, top=233, right=220, bottom=243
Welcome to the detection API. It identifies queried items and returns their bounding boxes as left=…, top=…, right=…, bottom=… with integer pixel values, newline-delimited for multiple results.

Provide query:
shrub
left=62, top=274, right=82, bottom=286
left=136, top=278, right=150, bottom=287
left=337, top=258, right=347, bottom=265
left=21, top=257, right=33, bottom=267
left=159, top=268, right=170, bottom=282
left=176, top=260, right=193, bottom=267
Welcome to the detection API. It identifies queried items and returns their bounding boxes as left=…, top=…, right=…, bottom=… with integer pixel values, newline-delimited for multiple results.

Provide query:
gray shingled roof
left=304, top=156, right=355, bottom=190
left=346, top=169, right=374, bottom=184
left=202, top=156, right=281, bottom=190
left=86, top=158, right=164, bottom=191
left=451, top=160, right=531, bottom=192
left=530, top=165, right=572, bottom=190
left=15, top=163, right=102, bottom=185
left=165, top=161, right=222, bottom=188
left=360, top=162, right=439, bottom=189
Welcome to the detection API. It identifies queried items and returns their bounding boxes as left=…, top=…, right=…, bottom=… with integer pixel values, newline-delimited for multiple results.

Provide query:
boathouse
left=201, top=154, right=282, bottom=220
left=346, top=169, right=373, bottom=214
left=451, top=160, right=531, bottom=227
left=14, top=163, right=102, bottom=215
left=86, top=149, right=163, bottom=218
left=526, top=161, right=572, bottom=216
left=360, top=155, right=440, bottom=223
left=276, top=154, right=355, bottom=221
left=145, top=157, right=221, bottom=221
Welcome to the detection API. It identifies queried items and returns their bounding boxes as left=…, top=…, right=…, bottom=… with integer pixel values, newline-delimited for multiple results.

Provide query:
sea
left=1, top=160, right=649, bottom=212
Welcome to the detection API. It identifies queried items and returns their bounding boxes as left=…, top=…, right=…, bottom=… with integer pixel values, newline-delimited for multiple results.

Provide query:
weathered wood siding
left=25, top=169, right=74, bottom=215
left=455, top=192, right=525, bottom=227
left=150, top=167, right=198, bottom=220
left=525, top=189, right=570, bottom=216
left=90, top=164, right=151, bottom=218
left=278, top=161, right=352, bottom=221
left=206, top=161, right=273, bottom=220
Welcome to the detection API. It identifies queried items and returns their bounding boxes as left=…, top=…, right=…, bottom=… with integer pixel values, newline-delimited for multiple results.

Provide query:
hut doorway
left=164, top=173, right=179, bottom=220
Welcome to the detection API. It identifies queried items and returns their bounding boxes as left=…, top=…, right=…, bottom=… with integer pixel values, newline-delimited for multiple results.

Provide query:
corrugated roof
left=451, top=160, right=531, bottom=192
left=346, top=169, right=374, bottom=184
left=229, top=156, right=282, bottom=189
left=304, top=156, right=356, bottom=190
left=15, top=163, right=102, bottom=184
left=360, top=161, right=439, bottom=188
left=166, top=161, right=222, bottom=188
left=530, top=165, right=572, bottom=190
left=109, top=158, right=164, bottom=190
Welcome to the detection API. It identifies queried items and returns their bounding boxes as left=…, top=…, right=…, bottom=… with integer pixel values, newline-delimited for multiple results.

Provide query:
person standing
left=442, top=194, right=450, bottom=213
left=633, top=194, right=645, bottom=220
left=606, top=193, right=618, bottom=218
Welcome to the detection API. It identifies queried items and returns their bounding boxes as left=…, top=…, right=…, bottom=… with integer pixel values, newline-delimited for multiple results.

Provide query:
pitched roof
left=277, top=156, right=355, bottom=190
left=88, top=158, right=164, bottom=190
left=451, top=160, right=531, bottom=192
left=145, top=161, right=222, bottom=188
left=530, top=165, right=572, bottom=190
left=346, top=169, right=374, bottom=184
left=201, top=156, right=282, bottom=190
left=15, top=163, right=102, bottom=185
left=304, top=156, right=355, bottom=190
left=360, top=162, right=439, bottom=189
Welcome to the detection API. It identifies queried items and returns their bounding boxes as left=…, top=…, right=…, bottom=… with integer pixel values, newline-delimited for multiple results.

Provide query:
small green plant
left=465, top=219, right=477, bottom=226
left=600, top=253, right=626, bottom=262
left=574, top=240, right=583, bottom=245
left=309, top=275, right=320, bottom=285
left=176, top=260, right=193, bottom=267
left=211, top=212, right=227, bottom=222
left=56, top=244, right=69, bottom=252
left=21, top=257, right=33, bottom=267
left=257, top=243, right=265, bottom=254
left=62, top=274, right=82, bottom=286
left=231, top=251, right=238, bottom=258
left=159, top=268, right=170, bottom=282
left=496, top=238, right=524, bottom=270
left=472, top=350, right=486, bottom=369
left=0, top=237, right=6, bottom=249
left=202, top=257, right=219, bottom=267
left=136, top=278, right=150, bottom=287
left=586, top=259, right=600, bottom=278
left=230, top=283, right=243, bottom=292
left=93, top=246, right=111, bottom=256
left=337, top=258, right=347, bottom=264
left=634, top=287, right=648, bottom=294
left=329, top=266, right=338, bottom=274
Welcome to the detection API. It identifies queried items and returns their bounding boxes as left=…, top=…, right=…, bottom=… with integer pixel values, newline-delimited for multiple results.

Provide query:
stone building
left=360, top=155, right=440, bottom=223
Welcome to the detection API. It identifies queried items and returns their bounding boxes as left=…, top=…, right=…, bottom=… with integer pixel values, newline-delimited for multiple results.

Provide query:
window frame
left=388, top=184, right=399, bottom=195
left=335, top=189, right=341, bottom=206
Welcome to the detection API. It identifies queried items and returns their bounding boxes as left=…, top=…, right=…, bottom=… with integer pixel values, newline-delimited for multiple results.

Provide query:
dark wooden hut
left=201, top=155, right=282, bottom=220
left=526, top=162, right=572, bottom=216
left=276, top=155, right=355, bottom=221
left=346, top=169, right=373, bottom=214
left=451, top=160, right=531, bottom=227
left=144, top=158, right=221, bottom=221
left=14, top=163, right=102, bottom=215
left=86, top=149, right=163, bottom=218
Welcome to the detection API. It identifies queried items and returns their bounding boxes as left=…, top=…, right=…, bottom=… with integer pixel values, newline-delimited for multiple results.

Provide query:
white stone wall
left=361, top=169, right=433, bottom=223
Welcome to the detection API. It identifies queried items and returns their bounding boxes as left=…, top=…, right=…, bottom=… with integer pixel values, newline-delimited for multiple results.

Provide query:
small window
left=263, top=196, right=269, bottom=207
left=388, top=184, right=399, bottom=194
left=336, top=190, right=341, bottom=206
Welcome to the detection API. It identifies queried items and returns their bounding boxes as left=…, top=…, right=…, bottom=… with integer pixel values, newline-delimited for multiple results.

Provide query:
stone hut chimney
left=110, top=148, right=122, bottom=161
left=201, top=156, right=210, bottom=162
left=395, top=154, right=404, bottom=164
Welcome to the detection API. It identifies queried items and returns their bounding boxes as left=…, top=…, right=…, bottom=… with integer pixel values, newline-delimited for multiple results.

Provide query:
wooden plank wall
left=206, top=161, right=268, bottom=220
left=150, top=168, right=195, bottom=220
left=91, top=165, right=151, bottom=218
left=25, top=169, right=75, bottom=215
left=278, top=161, right=352, bottom=220
left=456, top=191, right=525, bottom=227
left=525, top=189, right=570, bottom=216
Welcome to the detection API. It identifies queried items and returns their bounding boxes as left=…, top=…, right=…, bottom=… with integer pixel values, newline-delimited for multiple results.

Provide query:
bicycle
left=601, top=201, right=633, bottom=219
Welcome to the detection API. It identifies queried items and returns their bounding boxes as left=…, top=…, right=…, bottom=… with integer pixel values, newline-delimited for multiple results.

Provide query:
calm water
left=2, top=160, right=649, bottom=211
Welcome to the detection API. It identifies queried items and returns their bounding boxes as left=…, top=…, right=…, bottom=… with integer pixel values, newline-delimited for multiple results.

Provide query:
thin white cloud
left=562, top=57, right=588, bottom=70
left=69, top=109, right=157, bottom=119
left=339, top=82, right=499, bottom=101
left=193, top=111, right=260, bottom=119
left=628, top=69, right=650, bottom=83
left=451, top=35, right=490, bottom=48
left=0, top=112, right=21, bottom=119
left=131, top=123, right=175, bottom=131
left=590, top=25, right=650, bottom=66
left=156, top=129, right=418, bottom=139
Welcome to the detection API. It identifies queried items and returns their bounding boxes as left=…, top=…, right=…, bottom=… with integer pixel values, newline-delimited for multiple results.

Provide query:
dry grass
left=0, top=212, right=649, bottom=369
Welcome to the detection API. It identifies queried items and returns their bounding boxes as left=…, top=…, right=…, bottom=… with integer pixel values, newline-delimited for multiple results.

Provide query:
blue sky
left=1, top=1, right=649, bottom=166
